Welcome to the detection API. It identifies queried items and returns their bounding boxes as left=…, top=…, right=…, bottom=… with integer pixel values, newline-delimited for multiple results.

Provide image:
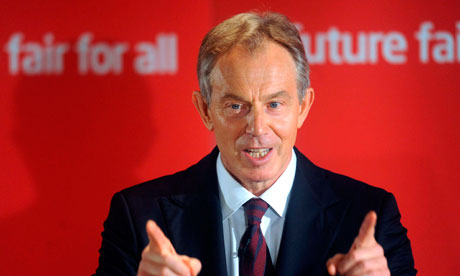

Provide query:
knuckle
left=137, top=263, right=150, bottom=276
left=382, top=256, right=388, bottom=267
left=159, top=252, right=169, bottom=260
left=375, top=245, right=384, bottom=255
left=159, top=267, right=169, bottom=275
left=367, top=268, right=390, bottom=276
left=377, top=266, right=391, bottom=276
left=357, top=260, right=367, bottom=270
left=367, top=270, right=384, bottom=276
left=349, top=251, right=359, bottom=262
left=137, top=264, right=145, bottom=274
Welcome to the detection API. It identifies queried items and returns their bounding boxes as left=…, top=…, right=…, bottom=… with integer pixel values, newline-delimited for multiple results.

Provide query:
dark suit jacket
left=94, top=147, right=416, bottom=275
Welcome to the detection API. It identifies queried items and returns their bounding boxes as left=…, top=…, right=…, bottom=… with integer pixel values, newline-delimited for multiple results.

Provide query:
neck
left=240, top=181, right=275, bottom=196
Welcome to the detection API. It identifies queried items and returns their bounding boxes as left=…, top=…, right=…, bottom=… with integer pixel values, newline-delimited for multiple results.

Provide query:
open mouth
left=244, top=148, right=271, bottom=158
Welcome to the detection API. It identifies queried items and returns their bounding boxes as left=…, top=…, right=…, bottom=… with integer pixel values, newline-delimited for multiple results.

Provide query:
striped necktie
left=238, top=198, right=271, bottom=276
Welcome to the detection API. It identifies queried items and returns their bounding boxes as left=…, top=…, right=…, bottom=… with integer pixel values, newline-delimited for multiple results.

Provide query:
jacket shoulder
left=324, top=166, right=389, bottom=200
left=295, top=148, right=389, bottom=203
left=119, top=147, right=219, bottom=200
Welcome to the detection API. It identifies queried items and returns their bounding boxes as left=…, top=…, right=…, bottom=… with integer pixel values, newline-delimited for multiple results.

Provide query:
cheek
left=210, top=110, right=227, bottom=127
left=272, top=113, right=298, bottom=139
left=213, top=116, right=246, bottom=143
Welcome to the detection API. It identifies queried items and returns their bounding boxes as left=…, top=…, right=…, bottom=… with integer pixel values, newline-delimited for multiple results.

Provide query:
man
left=94, top=12, right=416, bottom=276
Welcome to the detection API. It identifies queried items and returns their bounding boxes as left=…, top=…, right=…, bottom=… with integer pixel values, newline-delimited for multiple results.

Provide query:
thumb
left=180, top=256, right=202, bottom=276
left=189, top=258, right=202, bottom=276
left=326, top=253, right=344, bottom=275
left=146, top=220, right=176, bottom=255
left=354, top=211, right=377, bottom=248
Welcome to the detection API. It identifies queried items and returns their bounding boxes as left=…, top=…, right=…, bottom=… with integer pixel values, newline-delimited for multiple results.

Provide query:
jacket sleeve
left=376, top=192, right=417, bottom=276
left=93, top=192, right=141, bottom=276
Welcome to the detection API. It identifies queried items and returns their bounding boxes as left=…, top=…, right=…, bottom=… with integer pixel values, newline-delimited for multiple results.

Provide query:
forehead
left=210, top=41, right=297, bottom=97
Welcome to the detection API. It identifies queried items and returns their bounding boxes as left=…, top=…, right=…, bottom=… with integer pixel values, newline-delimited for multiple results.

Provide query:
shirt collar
left=217, top=149, right=297, bottom=220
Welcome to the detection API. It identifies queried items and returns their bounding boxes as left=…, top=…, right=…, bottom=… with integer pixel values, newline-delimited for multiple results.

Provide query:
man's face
left=193, top=41, right=313, bottom=194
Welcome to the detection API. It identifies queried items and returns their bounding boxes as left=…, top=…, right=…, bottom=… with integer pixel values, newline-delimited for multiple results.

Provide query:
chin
left=242, top=170, right=274, bottom=184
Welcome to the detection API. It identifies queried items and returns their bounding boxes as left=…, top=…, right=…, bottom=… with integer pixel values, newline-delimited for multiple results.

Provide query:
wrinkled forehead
left=209, top=41, right=297, bottom=97
left=212, top=41, right=294, bottom=76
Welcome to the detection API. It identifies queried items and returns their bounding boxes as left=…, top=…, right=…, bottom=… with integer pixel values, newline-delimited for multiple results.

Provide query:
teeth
left=247, top=148, right=270, bottom=158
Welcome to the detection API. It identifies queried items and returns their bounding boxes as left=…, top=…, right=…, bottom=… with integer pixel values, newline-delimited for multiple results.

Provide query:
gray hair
left=197, top=11, right=310, bottom=103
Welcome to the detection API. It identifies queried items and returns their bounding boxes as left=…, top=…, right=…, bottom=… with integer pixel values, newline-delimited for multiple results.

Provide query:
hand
left=326, top=211, right=390, bottom=276
left=138, top=220, right=202, bottom=276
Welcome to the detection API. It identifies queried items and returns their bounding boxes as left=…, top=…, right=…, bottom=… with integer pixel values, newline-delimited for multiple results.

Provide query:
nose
left=246, top=107, right=268, bottom=137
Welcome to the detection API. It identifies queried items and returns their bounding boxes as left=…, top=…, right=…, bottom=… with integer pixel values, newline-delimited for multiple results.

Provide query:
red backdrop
left=1, top=1, right=459, bottom=275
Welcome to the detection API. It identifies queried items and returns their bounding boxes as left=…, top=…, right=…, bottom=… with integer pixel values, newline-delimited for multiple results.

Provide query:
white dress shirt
left=217, top=149, right=297, bottom=276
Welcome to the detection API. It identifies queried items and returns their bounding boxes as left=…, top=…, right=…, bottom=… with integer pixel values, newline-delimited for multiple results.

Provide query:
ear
left=297, top=87, right=314, bottom=128
left=192, top=91, right=213, bottom=131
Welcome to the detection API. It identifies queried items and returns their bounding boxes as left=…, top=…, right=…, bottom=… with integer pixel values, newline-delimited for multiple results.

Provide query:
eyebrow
left=221, top=93, right=246, bottom=102
left=221, top=90, right=290, bottom=102
left=265, top=90, right=290, bottom=101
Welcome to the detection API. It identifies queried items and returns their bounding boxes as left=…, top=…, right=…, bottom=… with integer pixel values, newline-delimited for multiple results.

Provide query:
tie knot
left=243, top=198, right=269, bottom=225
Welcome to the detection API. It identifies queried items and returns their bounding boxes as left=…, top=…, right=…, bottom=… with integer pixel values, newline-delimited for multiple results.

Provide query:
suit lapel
left=275, top=149, right=350, bottom=275
left=158, top=148, right=228, bottom=276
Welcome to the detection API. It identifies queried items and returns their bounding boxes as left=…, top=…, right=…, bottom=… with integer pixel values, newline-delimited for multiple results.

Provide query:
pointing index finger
left=355, top=211, right=377, bottom=248
left=146, top=220, right=176, bottom=255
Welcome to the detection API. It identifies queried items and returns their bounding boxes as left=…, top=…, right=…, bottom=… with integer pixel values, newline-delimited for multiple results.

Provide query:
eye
left=269, top=102, right=281, bottom=108
left=224, top=102, right=249, bottom=117
left=230, top=104, right=241, bottom=110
